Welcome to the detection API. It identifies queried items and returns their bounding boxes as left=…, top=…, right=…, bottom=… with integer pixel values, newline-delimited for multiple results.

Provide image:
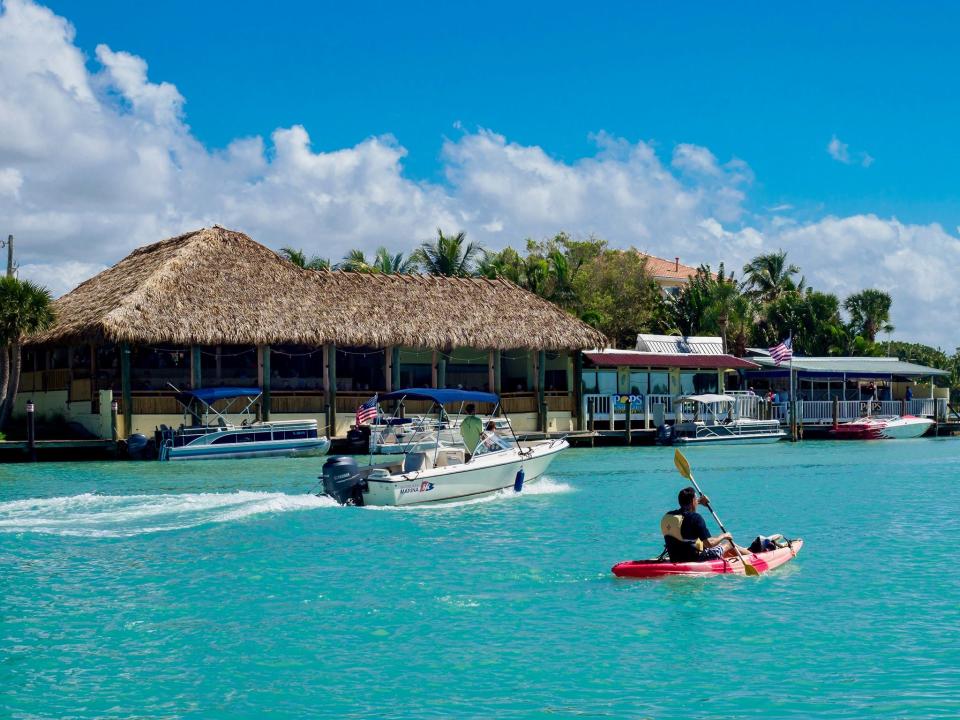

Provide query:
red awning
left=583, top=351, right=758, bottom=370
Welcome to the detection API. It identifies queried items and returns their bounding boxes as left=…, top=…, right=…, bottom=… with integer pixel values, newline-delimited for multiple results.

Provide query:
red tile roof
left=584, top=351, right=758, bottom=370
left=639, top=253, right=700, bottom=281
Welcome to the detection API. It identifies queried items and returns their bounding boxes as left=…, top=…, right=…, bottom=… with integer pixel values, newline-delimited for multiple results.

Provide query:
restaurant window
left=201, top=345, right=257, bottom=388
left=649, top=372, right=671, bottom=395
left=679, top=371, right=718, bottom=395
left=629, top=371, right=649, bottom=395
left=131, top=345, right=190, bottom=391
left=581, top=370, right=598, bottom=394
left=446, top=350, right=489, bottom=391
left=597, top=370, right=617, bottom=395
left=399, top=348, right=433, bottom=389
left=500, top=351, right=530, bottom=393
left=544, top=352, right=569, bottom=391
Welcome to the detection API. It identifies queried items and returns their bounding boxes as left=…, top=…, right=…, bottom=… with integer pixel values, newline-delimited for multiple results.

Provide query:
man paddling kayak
left=661, top=487, right=752, bottom=562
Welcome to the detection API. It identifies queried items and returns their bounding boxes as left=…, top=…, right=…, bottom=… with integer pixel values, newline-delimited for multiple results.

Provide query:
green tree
left=573, top=249, right=670, bottom=347
left=371, top=247, right=418, bottom=274
left=278, top=247, right=330, bottom=270
left=844, top=289, right=894, bottom=342
left=0, top=277, right=55, bottom=428
left=414, top=228, right=484, bottom=277
left=338, top=249, right=373, bottom=272
left=742, top=250, right=803, bottom=304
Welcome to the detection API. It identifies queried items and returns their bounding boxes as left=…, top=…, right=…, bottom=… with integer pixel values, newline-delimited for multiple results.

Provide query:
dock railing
left=581, top=393, right=948, bottom=430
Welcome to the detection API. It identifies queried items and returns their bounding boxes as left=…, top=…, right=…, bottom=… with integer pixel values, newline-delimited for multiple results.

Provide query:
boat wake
left=0, top=491, right=337, bottom=537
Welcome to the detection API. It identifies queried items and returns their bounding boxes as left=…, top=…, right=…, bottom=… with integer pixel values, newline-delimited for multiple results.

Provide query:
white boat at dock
left=658, top=394, right=786, bottom=445
left=830, top=414, right=933, bottom=440
left=156, top=387, right=330, bottom=461
left=320, top=389, right=567, bottom=506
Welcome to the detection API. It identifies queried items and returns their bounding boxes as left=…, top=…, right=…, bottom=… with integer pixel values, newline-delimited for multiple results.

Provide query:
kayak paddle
left=673, top=449, right=760, bottom=577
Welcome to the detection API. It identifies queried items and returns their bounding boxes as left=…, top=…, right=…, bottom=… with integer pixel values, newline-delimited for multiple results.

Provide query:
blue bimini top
left=176, top=387, right=262, bottom=405
left=380, top=388, right=499, bottom=405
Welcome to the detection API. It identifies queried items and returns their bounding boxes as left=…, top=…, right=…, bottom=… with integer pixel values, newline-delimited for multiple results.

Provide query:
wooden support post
left=832, top=396, right=840, bottom=429
left=437, top=354, right=447, bottom=389
left=190, top=345, right=202, bottom=389
left=488, top=351, right=495, bottom=393
left=493, top=349, right=502, bottom=395
left=537, top=350, right=547, bottom=433
left=120, top=343, right=132, bottom=436
left=327, top=344, right=337, bottom=437
left=258, top=345, right=271, bottom=421
left=573, top=351, right=584, bottom=431
left=391, top=347, right=401, bottom=392
left=790, top=399, right=798, bottom=442
left=385, top=346, right=394, bottom=393
left=110, top=399, right=119, bottom=442
left=588, top=397, right=595, bottom=447
left=625, top=399, right=632, bottom=445
left=431, top=351, right=438, bottom=388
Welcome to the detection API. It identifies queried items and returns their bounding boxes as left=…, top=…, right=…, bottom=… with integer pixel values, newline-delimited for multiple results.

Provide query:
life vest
left=661, top=512, right=704, bottom=552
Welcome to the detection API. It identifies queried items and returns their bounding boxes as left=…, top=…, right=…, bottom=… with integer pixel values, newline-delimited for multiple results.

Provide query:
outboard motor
left=656, top=423, right=675, bottom=446
left=125, top=433, right=151, bottom=460
left=346, top=426, right=369, bottom=453
left=320, top=456, right=366, bottom=506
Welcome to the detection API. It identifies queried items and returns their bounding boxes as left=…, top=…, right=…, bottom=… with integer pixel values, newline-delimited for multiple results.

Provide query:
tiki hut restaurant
left=18, top=227, right=606, bottom=441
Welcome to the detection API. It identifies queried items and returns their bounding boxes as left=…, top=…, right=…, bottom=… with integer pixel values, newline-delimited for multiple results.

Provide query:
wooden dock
left=0, top=439, right=118, bottom=461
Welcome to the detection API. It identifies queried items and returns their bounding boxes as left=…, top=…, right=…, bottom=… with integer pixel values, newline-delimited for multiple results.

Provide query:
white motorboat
left=830, top=414, right=934, bottom=440
left=658, top=393, right=786, bottom=445
left=320, top=388, right=567, bottom=506
left=156, top=387, right=331, bottom=461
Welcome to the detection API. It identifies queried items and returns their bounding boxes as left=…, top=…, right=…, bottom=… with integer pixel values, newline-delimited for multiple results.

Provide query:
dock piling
left=26, top=400, right=36, bottom=461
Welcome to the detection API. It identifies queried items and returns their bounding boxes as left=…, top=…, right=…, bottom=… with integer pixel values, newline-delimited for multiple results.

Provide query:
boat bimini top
left=173, top=386, right=263, bottom=425
left=380, top=388, right=500, bottom=405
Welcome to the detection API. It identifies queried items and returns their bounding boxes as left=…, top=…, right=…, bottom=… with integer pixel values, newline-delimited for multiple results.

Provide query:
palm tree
left=279, top=247, right=330, bottom=270
left=371, top=247, right=418, bottom=274
left=413, top=228, right=484, bottom=277
left=338, top=249, right=373, bottom=272
left=844, top=289, right=894, bottom=342
left=0, top=277, right=55, bottom=428
left=701, top=265, right=743, bottom=354
left=742, top=250, right=803, bottom=304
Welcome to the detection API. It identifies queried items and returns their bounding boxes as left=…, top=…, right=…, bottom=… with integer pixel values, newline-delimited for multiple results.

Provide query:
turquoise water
left=2, top=440, right=958, bottom=719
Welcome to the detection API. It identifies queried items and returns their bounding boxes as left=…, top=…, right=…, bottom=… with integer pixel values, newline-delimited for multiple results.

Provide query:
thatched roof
left=30, top=227, right=607, bottom=351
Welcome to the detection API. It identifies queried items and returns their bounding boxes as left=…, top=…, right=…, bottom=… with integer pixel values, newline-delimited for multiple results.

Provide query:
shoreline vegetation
left=280, top=228, right=960, bottom=389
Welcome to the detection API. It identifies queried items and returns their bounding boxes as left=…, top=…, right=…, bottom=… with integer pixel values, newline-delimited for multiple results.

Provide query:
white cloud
left=0, top=0, right=955, bottom=347
left=828, top=135, right=874, bottom=168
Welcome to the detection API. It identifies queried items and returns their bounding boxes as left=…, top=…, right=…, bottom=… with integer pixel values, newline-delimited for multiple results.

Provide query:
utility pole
left=2, top=234, right=12, bottom=277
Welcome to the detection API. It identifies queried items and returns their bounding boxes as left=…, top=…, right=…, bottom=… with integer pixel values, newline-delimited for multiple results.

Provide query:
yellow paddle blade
left=673, top=449, right=692, bottom=480
left=744, top=562, right=761, bottom=577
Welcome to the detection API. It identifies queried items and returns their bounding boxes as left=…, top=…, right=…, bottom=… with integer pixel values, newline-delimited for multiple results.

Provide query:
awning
left=583, top=351, right=758, bottom=370
left=380, top=388, right=500, bottom=405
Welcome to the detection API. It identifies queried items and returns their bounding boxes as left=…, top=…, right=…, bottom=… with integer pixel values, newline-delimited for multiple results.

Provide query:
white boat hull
left=167, top=437, right=331, bottom=461
left=361, top=440, right=568, bottom=506
left=879, top=417, right=934, bottom=439
left=674, top=433, right=785, bottom=445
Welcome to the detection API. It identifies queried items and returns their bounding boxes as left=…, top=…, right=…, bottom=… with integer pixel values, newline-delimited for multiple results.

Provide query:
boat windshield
left=470, top=433, right=514, bottom=457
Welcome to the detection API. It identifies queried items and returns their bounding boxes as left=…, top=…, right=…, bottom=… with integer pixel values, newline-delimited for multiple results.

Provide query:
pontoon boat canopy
left=175, top=387, right=262, bottom=405
left=380, top=388, right=499, bottom=405
left=678, top=394, right=737, bottom=404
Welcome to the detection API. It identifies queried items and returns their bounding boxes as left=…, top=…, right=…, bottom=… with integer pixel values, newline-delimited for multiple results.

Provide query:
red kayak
left=612, top=538, right=803, bottom=578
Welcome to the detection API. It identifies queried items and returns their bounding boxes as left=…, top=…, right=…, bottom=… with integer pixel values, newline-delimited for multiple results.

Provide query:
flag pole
left=789, top=332, right=797, bottom=442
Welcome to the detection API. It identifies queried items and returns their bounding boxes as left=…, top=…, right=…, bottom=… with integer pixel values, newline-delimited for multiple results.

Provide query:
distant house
left=638, top=253, right=701, bottom=296
left=20, top=227, right=606, bottom=439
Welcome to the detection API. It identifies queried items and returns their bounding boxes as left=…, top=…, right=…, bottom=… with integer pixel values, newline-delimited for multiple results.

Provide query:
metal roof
left=635, top=334, right=725, bottom=355
left=747, top=356, right=949, bottom=377
left=584, top=351, right=758, bottom=370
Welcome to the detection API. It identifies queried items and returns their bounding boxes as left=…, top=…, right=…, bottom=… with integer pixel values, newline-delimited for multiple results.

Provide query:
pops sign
left=611, top=394, right=644, bottom=413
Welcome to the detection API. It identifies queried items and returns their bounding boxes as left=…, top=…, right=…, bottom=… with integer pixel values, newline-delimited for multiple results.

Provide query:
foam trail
left=0, top=491, right=336, bottom=537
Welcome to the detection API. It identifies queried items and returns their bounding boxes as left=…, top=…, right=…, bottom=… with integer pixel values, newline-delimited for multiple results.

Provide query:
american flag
left=769, top=334, right=793, bottom=366
left=355, top=394, right=378, bottom=425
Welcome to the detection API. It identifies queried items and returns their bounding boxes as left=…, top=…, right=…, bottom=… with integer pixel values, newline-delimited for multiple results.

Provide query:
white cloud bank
left=1, top=0, right=958, bottom=347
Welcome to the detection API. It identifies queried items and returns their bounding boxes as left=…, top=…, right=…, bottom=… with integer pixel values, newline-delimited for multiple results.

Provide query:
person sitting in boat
left=481, top=420, right=503, bottom=450
left=661, top=487, right=752, bottom=562
left=460, top=404, right=484, bottom=456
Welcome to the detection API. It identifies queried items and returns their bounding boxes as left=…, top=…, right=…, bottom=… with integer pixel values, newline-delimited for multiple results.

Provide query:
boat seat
left=403, top=452, right=434, bottom=473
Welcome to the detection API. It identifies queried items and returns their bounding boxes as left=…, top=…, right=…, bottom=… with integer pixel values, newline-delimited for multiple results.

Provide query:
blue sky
left=2, top=0, right=959, bottom=346
left=45, top=0, right=960, bottom=227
